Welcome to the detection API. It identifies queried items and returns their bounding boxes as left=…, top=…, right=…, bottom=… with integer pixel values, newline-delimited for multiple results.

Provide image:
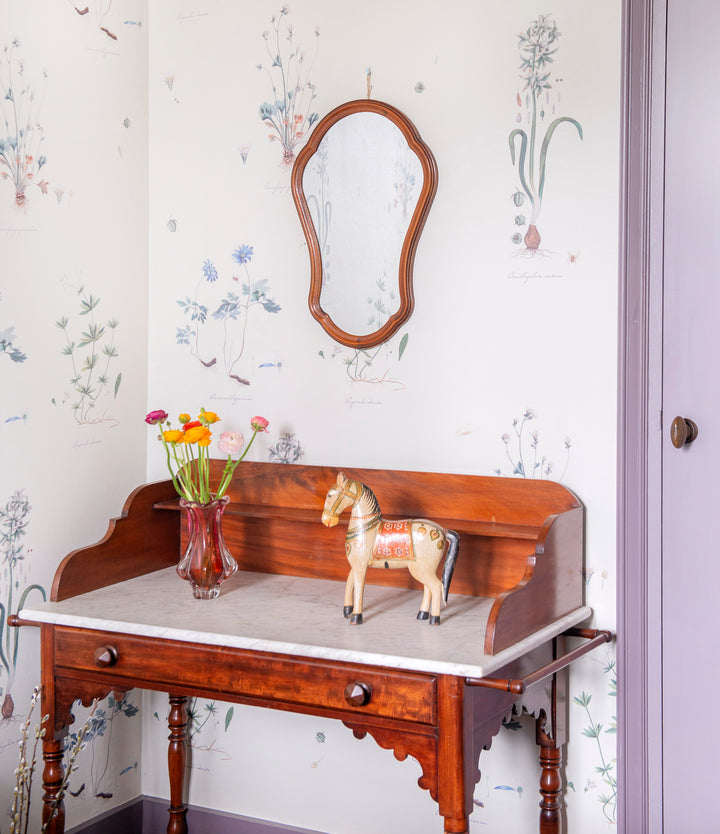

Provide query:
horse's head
left=321, top=472, right=362, bottom=527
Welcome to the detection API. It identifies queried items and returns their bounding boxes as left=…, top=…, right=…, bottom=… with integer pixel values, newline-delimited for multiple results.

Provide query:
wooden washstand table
left=12, top=462, right=610, bottom=834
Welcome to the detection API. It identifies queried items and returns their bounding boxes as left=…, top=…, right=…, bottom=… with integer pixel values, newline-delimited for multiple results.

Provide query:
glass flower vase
left=177, top=496, right=237, bottom=599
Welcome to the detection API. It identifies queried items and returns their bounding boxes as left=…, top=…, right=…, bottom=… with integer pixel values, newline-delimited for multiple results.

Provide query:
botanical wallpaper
left=1, top=0, right=620, bottom=832
left=0, top=0, right=148, bottom=828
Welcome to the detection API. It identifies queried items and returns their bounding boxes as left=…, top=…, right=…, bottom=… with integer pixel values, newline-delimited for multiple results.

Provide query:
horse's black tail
left=442, top=530, right=460, bottom=604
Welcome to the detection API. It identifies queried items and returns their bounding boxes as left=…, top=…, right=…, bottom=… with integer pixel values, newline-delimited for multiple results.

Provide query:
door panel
left=663, top=1, right=720, bottom=830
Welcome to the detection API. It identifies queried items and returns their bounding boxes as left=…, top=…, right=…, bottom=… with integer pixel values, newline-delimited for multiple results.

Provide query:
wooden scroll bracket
left=465, top=628, right=612, bottom=694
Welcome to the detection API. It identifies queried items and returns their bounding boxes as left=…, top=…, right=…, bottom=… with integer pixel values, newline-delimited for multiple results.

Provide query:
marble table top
left=21, top=567, right=591, bottom=679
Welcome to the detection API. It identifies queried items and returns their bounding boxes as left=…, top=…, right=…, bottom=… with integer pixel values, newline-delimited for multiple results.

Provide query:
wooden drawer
left=54, top=627, right=437, bottom=725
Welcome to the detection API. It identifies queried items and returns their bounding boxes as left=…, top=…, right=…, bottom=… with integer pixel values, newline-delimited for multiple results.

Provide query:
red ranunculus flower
left=145, top=410, right=168, bottom=425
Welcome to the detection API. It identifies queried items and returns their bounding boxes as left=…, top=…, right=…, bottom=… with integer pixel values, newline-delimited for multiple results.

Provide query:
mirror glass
left=292, top=100, right=437, bottom=348
left=302, top=113, right=422, bottom=337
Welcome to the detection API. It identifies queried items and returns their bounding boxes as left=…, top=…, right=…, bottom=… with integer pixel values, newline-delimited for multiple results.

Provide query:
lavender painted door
left=662, top=0, right=720, bottom=829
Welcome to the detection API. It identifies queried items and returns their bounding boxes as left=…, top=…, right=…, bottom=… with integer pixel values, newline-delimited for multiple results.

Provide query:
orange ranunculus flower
left=201, top=410, right=220, bottom=424
left=183, top=426, right=211, bottom=445
left=178, top=413, right=191, bottom=424
left=182, top=420, right=202, bottom=431
left=163, top=429, right=184, bottom=444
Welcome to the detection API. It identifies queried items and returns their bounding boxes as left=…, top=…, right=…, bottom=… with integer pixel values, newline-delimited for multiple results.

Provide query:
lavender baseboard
left=67, top=796, right=326, bottom=834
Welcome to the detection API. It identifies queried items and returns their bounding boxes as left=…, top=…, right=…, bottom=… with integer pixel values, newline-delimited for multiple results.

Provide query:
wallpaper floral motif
left=0, top=294, right=27, bottom=365
left=572, top=652, right=617, bottom=823
left=318, top=335, right=409, bottom=390
left=268, top=432, right=304, bottom=463
left=494, top=408, right=572, bottom=481
left=258, top=7, right=320, bottom=167
left=55, top=282, right=121, bottom=426
left=65, top=0, right=123, bottom=42
left=175, top=245, right=281, bottom=386
left=64, top=694, right=140, bottom=800
left=0, top=489, right=45, bottom=720
left=0, top=40, right=49, bottom=210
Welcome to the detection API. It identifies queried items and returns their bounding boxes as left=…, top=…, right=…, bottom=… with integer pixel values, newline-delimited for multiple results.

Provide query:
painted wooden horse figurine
left=321, top=472, right=460, bottom=625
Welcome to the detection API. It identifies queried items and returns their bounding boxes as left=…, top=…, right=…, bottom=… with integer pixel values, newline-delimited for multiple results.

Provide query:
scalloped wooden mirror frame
left=291, top=99, right=438, bottom=348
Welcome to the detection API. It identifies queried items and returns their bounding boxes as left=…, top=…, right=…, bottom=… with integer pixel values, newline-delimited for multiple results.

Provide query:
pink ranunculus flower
left=250, top=416, right=269, bottom=432
left=145, top=409, right=168, bottom=425
left=218, top=431, right=245, bottom=456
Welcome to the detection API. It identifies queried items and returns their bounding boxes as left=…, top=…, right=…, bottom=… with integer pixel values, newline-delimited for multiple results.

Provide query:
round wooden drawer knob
left=344, top=681, right=372, bottom=707
left=94, top=646, right=119, bottom=667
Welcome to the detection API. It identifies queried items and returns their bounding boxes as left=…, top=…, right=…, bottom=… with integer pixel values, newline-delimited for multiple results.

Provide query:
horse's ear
left=336, top=472, right=345, bottom=486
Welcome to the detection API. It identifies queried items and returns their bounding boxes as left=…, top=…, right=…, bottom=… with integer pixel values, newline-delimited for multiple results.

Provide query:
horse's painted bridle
left=326, top=478, right=362, bottom=519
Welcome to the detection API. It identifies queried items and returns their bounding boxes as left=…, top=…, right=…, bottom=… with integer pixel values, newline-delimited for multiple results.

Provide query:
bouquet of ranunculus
left=145, top=408, right=269, bottom=504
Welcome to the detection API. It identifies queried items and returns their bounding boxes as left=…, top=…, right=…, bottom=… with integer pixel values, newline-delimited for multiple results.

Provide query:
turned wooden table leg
left=536, top=703, right=565, bottom=834
left=535, top=639, right=569, bottom=834
left=167, top=694, right=189, bottom=834
left=41, top=625, right=66, bottom=834
left=41, top=735, right=66, bottom=834
left=538, top=738, right=563, bottom=834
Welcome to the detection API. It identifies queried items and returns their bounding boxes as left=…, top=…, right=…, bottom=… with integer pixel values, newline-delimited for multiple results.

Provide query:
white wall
left=0, top=0, right=148, bottom=829
left=143, top=2, right=620, bottom=833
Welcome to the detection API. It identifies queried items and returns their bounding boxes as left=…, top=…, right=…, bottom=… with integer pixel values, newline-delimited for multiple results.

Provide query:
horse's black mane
left=356, top=481, right=381, bottom=518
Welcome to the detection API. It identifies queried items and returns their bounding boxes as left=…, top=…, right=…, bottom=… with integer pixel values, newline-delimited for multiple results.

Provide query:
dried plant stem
left=11, top=685, right=44, bottom=834
left=41, top=699, right=98, bottom=832
left=10, top=685, right=97, bottom=833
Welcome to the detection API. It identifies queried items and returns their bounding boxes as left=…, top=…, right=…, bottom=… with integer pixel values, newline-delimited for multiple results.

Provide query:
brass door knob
left=94, top=646, right=119, bottom=667
left=344, top=681, right=371, bottom=707
left=670, top=416, right=699, bottom=449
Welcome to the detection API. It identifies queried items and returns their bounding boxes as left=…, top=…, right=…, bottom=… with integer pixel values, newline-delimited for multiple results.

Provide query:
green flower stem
left=529, top=79, right=538, bottom=196
left=163, top=437, right=194, bottom=501
left=509, top=129, right=536, bottom=213
left=215, top=427, right=261, bottom=499
left=160, top=436, right=187, bottom=499
left=198, top=447, right=211, bottom=504
left=12, top=585, right=45, bottom=670
left=155, top=417, right=264, bottom=505
left=5, top=568, right=13, bottom=671
left=0, top=602, right=10, bottom=675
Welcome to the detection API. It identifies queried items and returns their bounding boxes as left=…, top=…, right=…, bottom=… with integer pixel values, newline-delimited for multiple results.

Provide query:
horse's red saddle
left=372, top=520, right=415, bottom=561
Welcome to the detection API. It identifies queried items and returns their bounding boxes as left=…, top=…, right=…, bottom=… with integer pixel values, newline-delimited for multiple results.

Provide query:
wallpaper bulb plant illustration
left=509, top=15, right=582, bottom=252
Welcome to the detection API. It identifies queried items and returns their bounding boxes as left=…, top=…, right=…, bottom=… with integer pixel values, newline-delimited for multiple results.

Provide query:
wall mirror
left=291, top=99, right=438, bottom=348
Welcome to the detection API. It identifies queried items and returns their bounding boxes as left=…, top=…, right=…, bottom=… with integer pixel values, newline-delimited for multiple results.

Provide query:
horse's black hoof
left=429, top=615, right=441, bottom=625
left=350, top=613, right=363, bottom=625
left=343, top=605, right=354, bottom=619
left=417, top=610, right=429, bottom=620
